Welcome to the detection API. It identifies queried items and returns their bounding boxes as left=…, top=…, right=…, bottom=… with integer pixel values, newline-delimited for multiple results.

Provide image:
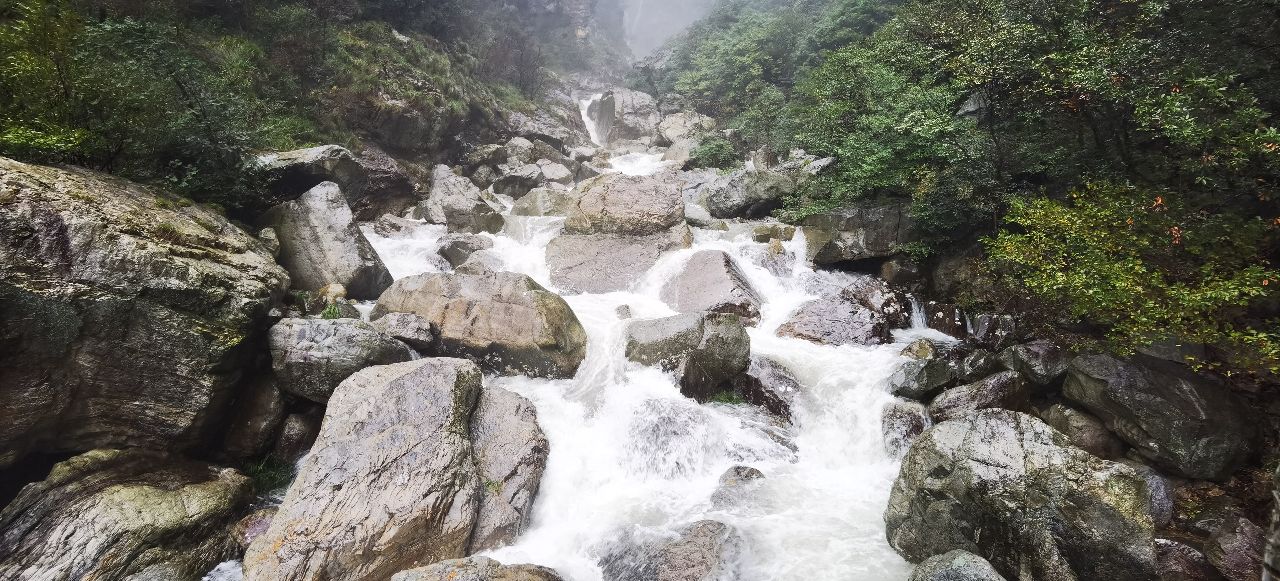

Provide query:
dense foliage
left=651, top=0, right=1280, bottom=373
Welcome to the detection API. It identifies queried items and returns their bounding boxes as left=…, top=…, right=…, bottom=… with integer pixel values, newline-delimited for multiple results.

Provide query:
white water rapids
left=207, top=154, right=947, bottom=581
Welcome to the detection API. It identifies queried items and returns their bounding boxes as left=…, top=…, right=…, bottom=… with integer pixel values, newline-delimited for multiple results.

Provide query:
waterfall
left=578, top=93, right=614, bottom=147
left=908, top=295, right=927, bottom=330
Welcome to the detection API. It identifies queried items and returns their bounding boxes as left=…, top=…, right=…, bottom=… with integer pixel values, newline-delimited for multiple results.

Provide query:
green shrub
left=687, top=137, right=738, bottom=169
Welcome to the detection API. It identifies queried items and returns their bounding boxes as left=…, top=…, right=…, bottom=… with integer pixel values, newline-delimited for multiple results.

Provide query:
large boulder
left=263, top=181, right=392, bottom=299
left=392, top=557, right=564, bottom=581
left=0, top=157, right=287, bottom=468
left=927, top=371, right=1030, bottom=422
left=885, top=409, right=1159, bottom=581
left=802, top=203, right=915, bottom=265
left=244, top=359, right=485, bottom=581
left=612, top=88, right=662, bottom=141
left=268, top=318, right=415, bottom=402
left=1063, top=354, right=1255, bottom=480
left=660, top=250, right=762, bottom=323
left=512, top=187, right=580, bottom=217
left=564, top=173, right=684, bottom=235
left=909, top=550, right=1006, bottom=581
left=890, top=342, right=957, bottom=400
left=1205, top=516, right=1265, bottom=581
left=731, top=357, right=801, bottom=421
left=260, top=145, right=368, bottom=208
left=352, top=144, right=418, bottom=221
left=998, top=340, right=1069, bottom=386
left=701, top=169, right=797, bottom=219
left=0, top=449, right=250, bottom=580
left=882, top=399, right=931, bottom=458
left=658, top=112, right=716, bottom=146
left=777, top=277, right=905, bottom=346
left=468, top=387, right=550, bottom=553
left=417, top=165, right=505, bottom=234
left=625, top=312, right=751, bottom=402
left=546, top=226, right=692, bottom=294
left=1038, top=403, right=1126, bottom=460
left=221, top=378, right=287, bottom=459
left=372, top=270, right=588, bottom=378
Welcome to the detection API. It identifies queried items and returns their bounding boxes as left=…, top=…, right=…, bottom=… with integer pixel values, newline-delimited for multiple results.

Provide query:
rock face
left=909, top=550, right=1006, bottom=581
left=658, top=112, right=715, bottom=145
left=1156, top=538, right=1220, bottom=581
left=802, top=204, right=915, bottom=265
left=1205, top=516, right=1265, bottom=581
left=373, top=271, right=588, bottom=378
left=777, top=277, right=905, bottom=346
left=268, top=318, right=415, bottom=402
left=0, top=449, right=251, bottom=580
left=1038, top=403, right=1126, bottom=460
left=998, top=341, right=1068, bottom=386
left=263, top=181, right=392, bottom=299
left=660, top=250, right=762, bottom=322
left=882, top=400, right=931, bottom=458
left=564, top=173, right=684, bottom=235
left=547, top=226, right=691, bottom=293
left=927, top=371, right=1029, bottom=422
left=261, top=145, right=368, bottom=208
left=418, top=165, right=505, bottom=234
left=701, top=169, right=797, bottom=219
left=468, top=387, right=550, bottom=553
left=625, top=312, right=751, bottom=401
left=221, top=378, right=286, bottom=459
left=1063, top=354, right=1255, bottom=480
left=244, top=359, right=484, bottom=581
left=391, top=556, right=564, bottom=581
left=885, top=409, right=1159, bottom=581
left=353, top=144, right=418, bottom=221
left=0, top=157, right=287, bottom=469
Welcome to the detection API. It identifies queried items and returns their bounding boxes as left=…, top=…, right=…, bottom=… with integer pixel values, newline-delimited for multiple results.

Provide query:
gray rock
left=0, top=449, right=250, bottom=580
left=438, top=233, right=495, bottom=268
left=1206, top=516, right=1265, bottom=581
left=883, top=399, right=932, bottom=458
left=957, top=349, right=1000, bottom=382
left=625, top=312, right=751, bottom=402
left=493, top=163, right=545, bottom=199
left=261, top=145, right=368, bottom=207
left=802, top=204, right=915, bottom=265
left=392, top=557, right=564, bottom=581
left=1064, top=354, right=1255, bottom=479
left=928, top=371, right=1030, bottom=422
left=361, top=95, right=438, bottom=153
left=1120, top=460, right=1174, bottom=528
left=885, top=409, right=1159, bottom=581
left=221, top=378, right=286, bottom=459
left=546, top=226, right=692, bottom=294
left=372, top=270, right=588, bottom=378
left=662, top=138, right=699, bottom=166
left=658, top=112, right=716, bottom=145
left=538, top=160, right=575, bottom=185
left=268, top=318, right=415, bottom=402
left=504, top=137, right=536, bottom=165
left=263, top=181, right=393, bottom=299
left=231, top=507, right=278, bottom=552
left=271, top=408, right=322, bottom=461
left=890, top=358, right=957, bottom=401
left=258, top=226, right=281, bottom=256
left=778, top=276, right=907, bottom=346
left=612, top=88, right=662, bottom=141
left=1038, top=403, right=1126, bottom=460
left=880, top=256, right=923, bottom=285
left=1269, top=464, right=1280, bottom=580
left=565, top=173, right=684, bottom=235
left=512, top=187, right=579, bottom=217
left=244, top=359, right=484, bottom=581
left=998, top=341, right=1069, bottom=386
left=710, top=466, right=765, bottom=508
left=468, top=387, right=550, bottom=553
left=909, top=550, right=1006, bottom=581
left=369, top=311, right=438, bottom=352
left=0, top=157, right=287, bottom=469
left=656, top=520, right=742, bottom=581
left=731, top=356, right=801, bottom=420
left=701, top=169, right=797, bottom=219
left=967, top=314, right=1019, bottom=350
left=418, top=165, right=504, bottom=233
left=353, top=144, right=417, bottom=221
left=1155, top=538, right=1221, bottom=581
left=660, top=250, right=763, bottom=323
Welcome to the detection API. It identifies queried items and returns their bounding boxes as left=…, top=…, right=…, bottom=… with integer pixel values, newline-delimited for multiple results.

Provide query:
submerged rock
left=268, top=317, right=415, bottom=402
left=0, top=157, right=287, bottom=468
left=373, top=270, right=588, bottom=378
left=660, top=250, right=763, bottom=323
left=547, top=226, right=691, bottom=293
left=655, top=520, right=742, bottom=581
left=468, top=387, right=550, bottom=553
left=1064, top=354, right=1255, bottom=480
left=909, top=550, right=1006, bottom=581
left=0, top=449, right=250, bottom=580
left=710, top=466, right=766, bottom=508
left=625, top=312, right=751, bottom=402
left=263, top=181, right=392, bottom=299
left=885, top=409, right=1159, bottom=580
left=244, top=359, right=484, bottom=581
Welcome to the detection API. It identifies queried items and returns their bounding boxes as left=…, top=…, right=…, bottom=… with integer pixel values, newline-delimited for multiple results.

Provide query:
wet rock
left=0, top=157, right=287, bottom=468
left=438, top=233, right=495, bottom=268
left=656, top=520, right=743, bottom=581
left=660, top=250, right=763, bottom=323
left=0, top=449, right=250, bottom=580
left=731, top=357, right=801, bottom=420
left=231, top=507, right=278, bottom=551
left=392, top=556, right=564, bottom=581
left=493, top=163, right=545, bottom=199
left=710, top=466, right=765, bottom=508
left=512, top=187, right=579, bottom=217
left=998, top=340, right=1069, bottom=386
left=881, top=256, right=923, bottom=286
left=967, top=314, right=1018, bottom=350
left=419, top=165, right=505, bottom=233
left=909, top=550, right=1006, bottom=581
left=957, top=349, right=1000, bottom=382
left=924, top=301, right=967, bottom=337
left=263, top=181, right=393, bottom=299
left=353, top=144, right=417, bottom=220
left=777, top=277, right=905, bottom=346
left=244, top=359, right=484, bottom=581
left=928, top=371, right=1030, bottom=422
left=546, top=226, right=691, bottom=293
left=221, top=378, right=286, bottom=459
left=1156, top=538, right=1221, bottom=581
left=1206, top=516, right=1265, bottom=581
left=272, top=408, right=323, bottom=462
left=261, top=145, right=368, bottom=207
left=565, top=173, right=684, bottom=235
left=1038, top=403, right=1126, bottom=460
left=369, top=311, right=438, bottom=352
left=268, top=318, right=415, bottom=402
left=885, top=409, right=1159, bottom=581
left=625, top=312, right=751, bottom=402
left=373, top=214, right=419, bottom=237
left=802, top=203, right=915, bottom=265
left=612, top=88, right=662, bottom=141
left=1064, top=354, right=1255, bottom=480
left=373, top=270, right=588, bottom=378
left=890, top=358, right=956, bottom=401
left=468, top=387, right=550, bottom=553
left=882, top=399, right=931, bottom=458
left=701, top=169, right=797, bottom=219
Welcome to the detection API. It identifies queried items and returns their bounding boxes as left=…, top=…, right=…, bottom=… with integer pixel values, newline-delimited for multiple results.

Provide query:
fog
left=618, top=0, right=720, bottom=57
